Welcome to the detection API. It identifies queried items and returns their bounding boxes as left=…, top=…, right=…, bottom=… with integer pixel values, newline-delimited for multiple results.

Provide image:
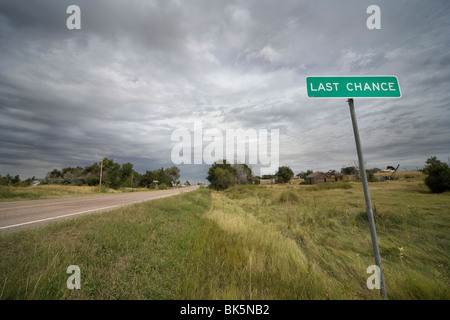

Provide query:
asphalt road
left=0, top=186, right=199, bottom=234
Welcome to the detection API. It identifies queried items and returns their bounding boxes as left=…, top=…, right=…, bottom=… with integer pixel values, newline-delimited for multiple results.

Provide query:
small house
left=304, top=172, right=329, bottom=184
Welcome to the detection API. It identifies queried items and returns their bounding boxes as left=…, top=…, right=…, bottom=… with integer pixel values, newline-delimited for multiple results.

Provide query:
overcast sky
left=0, top=0, right=449, bottom=183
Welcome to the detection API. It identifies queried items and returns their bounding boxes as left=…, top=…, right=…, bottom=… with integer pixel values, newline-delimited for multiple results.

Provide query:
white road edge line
left=0, top=193, right=177, bottom=230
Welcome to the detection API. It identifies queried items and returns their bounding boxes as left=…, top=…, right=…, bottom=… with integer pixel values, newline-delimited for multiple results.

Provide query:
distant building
left=304, top=172, right=329, bottom=184
left=259, top=178, right=278, bottom=184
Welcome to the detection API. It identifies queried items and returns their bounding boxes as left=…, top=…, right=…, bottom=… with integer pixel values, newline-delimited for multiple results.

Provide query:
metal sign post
left=305, top=75, right=401, bottom=300
left=348, top=98, right=387, bottom=299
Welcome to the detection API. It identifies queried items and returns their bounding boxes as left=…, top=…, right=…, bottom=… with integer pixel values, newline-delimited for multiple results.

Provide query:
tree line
left=0, top=158, right=183, bottom=189
left=205, top=156, right=450, bottom=194
left=0, top=174, right=37, bottom=187
left=205, top=160, right=377, bottom=191
left=43, top=158, right=180, bottom=189
left=206, top=161, right=296, bottom=190
left=0, top=159, right=170, bottom=191
left=1, top=156, right=447, bottom=193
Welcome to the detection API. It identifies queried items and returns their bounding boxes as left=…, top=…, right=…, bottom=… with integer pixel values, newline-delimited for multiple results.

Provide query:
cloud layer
left=0, top=0, right=449, bottom=182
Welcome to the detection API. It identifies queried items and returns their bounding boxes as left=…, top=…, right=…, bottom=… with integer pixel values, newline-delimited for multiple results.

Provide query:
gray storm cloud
left=0, top=0, right=449, bottom=182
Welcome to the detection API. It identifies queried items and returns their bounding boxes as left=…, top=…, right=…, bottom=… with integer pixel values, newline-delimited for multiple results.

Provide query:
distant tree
left=61, top=167, right=85, bottom=186
left=386, top=165, right=396, bottom=170
left=84, top=163, right=100, bottom=186
left=423, top=156, right=450, bottom=193
left=140, top=170, right=157, bottom=188
left=366, top=171, right=378, bottom=182
left=165, top=166, right=180, bottom=186
left=326, top=169, right=337, bottom=178
left=11, top=175, right=20, bottom=185
left=206, top=160, right=237, bottom=190
left=0, top=174, right=13, bottom=185
left=185, top=180, right=191, bottom=186
left=157, top=168, right=169, bottom=186
left=0, top=175, right=36, bottom=186
left=212, top=167, right=236, bottom=190
left=341, top=166, right=357, bottom=175
left=233, top=163, right=254, bottom=184
left=275, top=166, right=294, bottom=183
left=365, top=167, right=380, bottom=182
left=20, top=176, right=35, bottom=187
left=132, top=171, right=142, bottom=187
left=120, top=162, right=134, bottom=187
left=63, top=172, right=79, bottom=186
left=60, top=166, right=83, bottom=181
left=102, top=158, right=121, bottom=189
left=303, top=170, right=313, bottom=178
left=46, top=169, right=63, bottom=184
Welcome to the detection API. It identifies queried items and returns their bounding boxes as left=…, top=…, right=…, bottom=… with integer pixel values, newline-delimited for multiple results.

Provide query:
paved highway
left=0, top=186, right=199, bottom=234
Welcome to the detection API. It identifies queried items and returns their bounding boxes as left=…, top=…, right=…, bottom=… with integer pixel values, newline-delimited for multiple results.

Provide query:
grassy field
left=0, top=171, right=449, bottom=299
left=0, top=184, right=156, bottom=203
left=0, top=188, right=210, bottom=299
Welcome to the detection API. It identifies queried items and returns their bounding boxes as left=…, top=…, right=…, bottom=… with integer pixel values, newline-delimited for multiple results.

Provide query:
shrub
left=158, top=183, right=169, bottom=190
left=275, top=166, right=294, bottom=183
left=206, top=161, right=238, bottom=191
left=423, top=157, right=450, bottom=193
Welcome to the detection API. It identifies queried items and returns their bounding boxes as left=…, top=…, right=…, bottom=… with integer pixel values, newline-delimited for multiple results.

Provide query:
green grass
left=202, top=179, right=450, bottom=299
left=177, top=192, right=328, bottom=299
left=0, top=188, right=210, bottom=299
left=1, top=173, right=449, bottom=300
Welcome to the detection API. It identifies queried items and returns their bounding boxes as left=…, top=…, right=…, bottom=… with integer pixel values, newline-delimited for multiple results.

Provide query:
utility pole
left=99, top=159, right=103, bottom=186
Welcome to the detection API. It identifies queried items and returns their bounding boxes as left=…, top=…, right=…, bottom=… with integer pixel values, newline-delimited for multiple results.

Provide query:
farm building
left=304, top=172, right=329, bottom=184
left=259, top=178, right=278, bottom=184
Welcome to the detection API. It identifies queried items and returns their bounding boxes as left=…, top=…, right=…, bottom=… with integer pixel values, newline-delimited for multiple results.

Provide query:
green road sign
left=306, top=76, right=401, bottom=98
